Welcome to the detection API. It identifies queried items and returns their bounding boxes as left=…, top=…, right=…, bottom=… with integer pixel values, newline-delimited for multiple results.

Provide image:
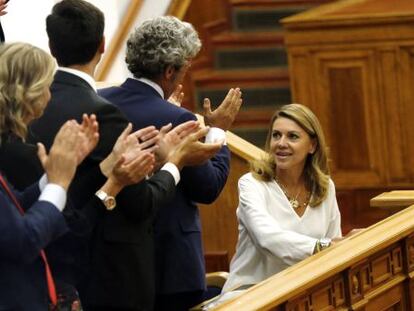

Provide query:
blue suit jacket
left=0, top=180, right=68, bottom=310
left=99, top=79, right=231, bottom=295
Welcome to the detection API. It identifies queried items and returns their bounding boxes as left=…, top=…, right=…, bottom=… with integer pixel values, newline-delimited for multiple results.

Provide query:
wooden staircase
left=182, top=0, right=334, bottom=148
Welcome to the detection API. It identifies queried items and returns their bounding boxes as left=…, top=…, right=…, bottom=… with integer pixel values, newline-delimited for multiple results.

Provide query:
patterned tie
left=0, top=174, right=57, bottom=306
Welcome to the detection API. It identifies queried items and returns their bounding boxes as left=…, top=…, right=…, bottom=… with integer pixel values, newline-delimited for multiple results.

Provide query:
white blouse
left=223, top=173, right=342, bottom=292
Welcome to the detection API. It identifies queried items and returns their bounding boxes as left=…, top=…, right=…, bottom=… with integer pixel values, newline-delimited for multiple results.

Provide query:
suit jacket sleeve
left=173, top=112, right=231, bottom=204
left=0, top=188, right=68, bottom=263
left=12, top=181, right=42, bottom=212
left=116, top=170, right=176, bottom=221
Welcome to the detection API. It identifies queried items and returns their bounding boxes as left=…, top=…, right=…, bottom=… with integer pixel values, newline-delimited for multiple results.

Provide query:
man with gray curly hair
left=100, top=15, right=242, bottom=311
left=125, top=15, right=201, bottom=83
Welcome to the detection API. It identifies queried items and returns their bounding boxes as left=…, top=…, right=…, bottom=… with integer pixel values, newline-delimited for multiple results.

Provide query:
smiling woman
left=222, top=103, right=343, bottom=292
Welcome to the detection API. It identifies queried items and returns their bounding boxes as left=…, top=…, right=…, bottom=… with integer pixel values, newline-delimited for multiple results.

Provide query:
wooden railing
left=95, top=0, right=144, bottom=81
left=212, top=204, right=414, bottom=310
left=371, top=190, right=414, bottom=215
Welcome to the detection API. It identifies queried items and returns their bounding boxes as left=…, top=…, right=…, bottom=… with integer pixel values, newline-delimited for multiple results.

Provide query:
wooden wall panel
left=399, top=46, right=414, bottom=182
left=288, top=52, right=313, bottom=105
left=312, top=50, right=385, bottom=187
left=277, top=4, right=414, bottom=273
left=376, top=48, right=404, bottom=184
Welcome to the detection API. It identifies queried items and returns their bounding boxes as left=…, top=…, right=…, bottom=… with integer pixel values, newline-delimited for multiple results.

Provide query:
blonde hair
left=251, top=104, right=330, bottom=207
left=0, top=42, right=56, bottom=142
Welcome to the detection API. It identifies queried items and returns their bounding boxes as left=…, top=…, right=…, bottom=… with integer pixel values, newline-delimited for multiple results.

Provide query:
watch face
left=319, top=238, right=331, bottom=248
left=104, top=197, right=116, bottom=210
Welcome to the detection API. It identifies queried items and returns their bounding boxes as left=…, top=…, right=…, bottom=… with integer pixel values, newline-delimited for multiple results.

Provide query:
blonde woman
left=0, top=42, right=99, bottom=309
left=0, top=42, right=58, bottom=189
left=223, top=104, right=342, bottom=292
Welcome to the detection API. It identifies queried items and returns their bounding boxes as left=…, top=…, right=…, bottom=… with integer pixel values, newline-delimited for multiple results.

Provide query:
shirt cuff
left=38, top=183, right=67, bottom=212
left=206, top=127, right=226, bottom=145
left=161, top=162, right=180, bottom=185
left=39, top=174, right=48, bottom=191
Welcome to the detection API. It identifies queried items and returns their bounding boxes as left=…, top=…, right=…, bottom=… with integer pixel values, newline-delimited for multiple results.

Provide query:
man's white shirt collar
left=135, top=77, right=164, bottom=99
left=59, top=67, right=97, bottom=92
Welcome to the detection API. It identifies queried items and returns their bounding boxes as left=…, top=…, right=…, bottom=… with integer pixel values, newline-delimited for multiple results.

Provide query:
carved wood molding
left=95, top=0, right=144, bottom=81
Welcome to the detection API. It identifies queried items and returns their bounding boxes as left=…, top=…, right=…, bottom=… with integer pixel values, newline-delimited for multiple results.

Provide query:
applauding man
left=99, top=16, right=242, bottom=310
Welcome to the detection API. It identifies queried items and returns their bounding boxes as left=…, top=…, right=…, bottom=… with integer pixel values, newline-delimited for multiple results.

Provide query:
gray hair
left=126, top=16, right=201, bottom=79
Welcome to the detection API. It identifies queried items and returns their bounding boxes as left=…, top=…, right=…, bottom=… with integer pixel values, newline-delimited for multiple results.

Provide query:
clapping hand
left=109, top=150, right=154, bottom=187
left=154, top=120, right=200, bottom=168
left=203, top=88, right=242, bottom=131
left=100, top=123, right=159, bottom=177
left=168, top=126, right=223, bottom=169
left=77, top=114, right=99, bottom=164
left=168, top=84, right=184, bottom=107
left=99, top=123, right=158, bottom=195
left=38, top=116, right=99, bottom=190
left=0, top=0, right=8, bottom=17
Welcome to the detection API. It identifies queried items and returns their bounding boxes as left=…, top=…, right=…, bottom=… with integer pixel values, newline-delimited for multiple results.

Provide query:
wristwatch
left=318, top=238, right=331, bottom=250
left=315, top=238, right=331, bottom=253
left=95, top=190, right=116, bottom=211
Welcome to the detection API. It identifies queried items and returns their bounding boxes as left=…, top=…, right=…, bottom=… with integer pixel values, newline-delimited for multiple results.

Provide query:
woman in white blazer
left=223, top=103, right=342, bottom=292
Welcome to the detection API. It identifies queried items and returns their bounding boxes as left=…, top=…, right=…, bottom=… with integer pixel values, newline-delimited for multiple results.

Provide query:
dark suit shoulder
left=30, top=72, right=128, bottom=158
left=100, top=81, right=196, bottom=129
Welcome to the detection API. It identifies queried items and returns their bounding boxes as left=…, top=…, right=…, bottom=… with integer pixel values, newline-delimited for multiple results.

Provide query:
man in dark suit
left=99, top=16, right=242, bottom=310
left=29, top=1, right=221, bottom=310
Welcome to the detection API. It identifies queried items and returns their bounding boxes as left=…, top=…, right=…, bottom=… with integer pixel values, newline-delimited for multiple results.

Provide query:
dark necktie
left=0, top=173, right=57, bottom=306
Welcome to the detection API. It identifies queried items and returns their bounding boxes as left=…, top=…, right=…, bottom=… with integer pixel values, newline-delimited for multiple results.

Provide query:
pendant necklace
left=277, top=180, right=303, bottom=209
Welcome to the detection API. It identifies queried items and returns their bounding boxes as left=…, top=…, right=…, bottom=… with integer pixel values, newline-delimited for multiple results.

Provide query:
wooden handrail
left=370, top=190, right=414, bottom=212
left=226, top=130, right=266, bottom=163
left=95, top=0, right=144, bottom=81
left=166, top=0, right=192, bottom=19
left=214, top=204, right=414, bottom=310
left=194, top=113, right=266, bottom=162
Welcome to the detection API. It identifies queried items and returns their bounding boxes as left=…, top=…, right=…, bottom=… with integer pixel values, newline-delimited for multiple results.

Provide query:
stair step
left=195, top=86, right=291, bottom=111
left=192, top=68, right=289, bottom=85
left=232, top=6, right=310, bottom=32
left=215, top=47, right=287, bottom=70
left=212, top=31, right=284, bottom=46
